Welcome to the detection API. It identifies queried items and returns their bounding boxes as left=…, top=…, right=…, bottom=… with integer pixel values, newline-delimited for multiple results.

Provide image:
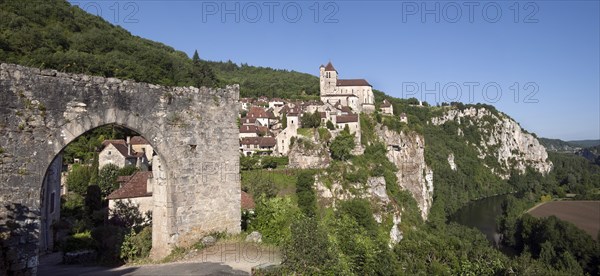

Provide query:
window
left=108, top=151, right=111, bottom=155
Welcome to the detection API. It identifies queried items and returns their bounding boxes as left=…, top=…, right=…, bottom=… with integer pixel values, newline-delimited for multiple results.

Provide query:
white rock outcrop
left=375, top=126, right=434, bottom=220
left=431, top=107, right=552, bottom=179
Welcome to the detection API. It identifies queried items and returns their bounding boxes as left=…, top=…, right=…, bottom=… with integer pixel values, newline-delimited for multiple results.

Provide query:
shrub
left=120, top=226, right=152, bottom=262
left=61, top=231, right=95, bottom=252
left=250, top=196, right=299, bottom=245
left=330, top=129, right=355, bottom=161
left=296, top=171, right=316, bottom=217
left=282, top=216, right=338, bottom=274
left=109, top=200, right=151, bottom=232
left=92, top=225, right=126, bottom=264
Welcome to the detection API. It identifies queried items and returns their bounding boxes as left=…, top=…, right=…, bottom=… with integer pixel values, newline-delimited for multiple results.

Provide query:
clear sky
left=70, top=0, right=599, bottom=140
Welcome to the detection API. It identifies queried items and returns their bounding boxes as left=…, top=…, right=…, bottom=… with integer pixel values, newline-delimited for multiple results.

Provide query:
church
left=319, top=62, right=375, bottom=113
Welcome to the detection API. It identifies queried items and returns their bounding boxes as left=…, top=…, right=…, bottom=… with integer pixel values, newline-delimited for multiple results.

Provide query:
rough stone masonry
left=0, top=63, right=241, bottom=275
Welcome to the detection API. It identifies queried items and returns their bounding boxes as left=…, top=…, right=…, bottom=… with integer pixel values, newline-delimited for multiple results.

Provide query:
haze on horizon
left=69, top=1, right=599, bottom=141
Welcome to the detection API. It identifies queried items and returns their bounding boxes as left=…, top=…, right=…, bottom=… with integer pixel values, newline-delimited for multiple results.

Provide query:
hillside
left=568, top=139, right=600, bottom=148
left=0, top=0, right=321, bottom=99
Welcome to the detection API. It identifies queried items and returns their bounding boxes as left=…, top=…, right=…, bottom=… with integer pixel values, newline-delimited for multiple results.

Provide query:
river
left=449, top=194, right=509, bottom=249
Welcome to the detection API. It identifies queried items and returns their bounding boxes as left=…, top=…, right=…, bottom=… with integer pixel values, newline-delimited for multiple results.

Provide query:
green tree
left=282, top=216, right=339, bottom=274
left=97, top=164, right=121, bottom=197
left=66, top=164, right=93, bottom=196
left=330, top=128, right=355, bottom=161
left=282, top=113, right=287, bottom=129
left=191, top=49, right=219, bottom=88
left=326, top=120, right=335, bottom=130
left=84, top=184, right=102, bottom=215
left=296, top=171, right=316, bottom=217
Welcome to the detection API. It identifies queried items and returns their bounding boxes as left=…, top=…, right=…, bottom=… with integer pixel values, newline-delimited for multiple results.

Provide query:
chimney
left=127, top=136, right=131, bottom=156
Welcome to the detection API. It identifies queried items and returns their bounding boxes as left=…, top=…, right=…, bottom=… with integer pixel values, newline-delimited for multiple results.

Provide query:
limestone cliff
left=431, top=107, right=552, bottom=179
left=374, top=126, right=434, bottom=221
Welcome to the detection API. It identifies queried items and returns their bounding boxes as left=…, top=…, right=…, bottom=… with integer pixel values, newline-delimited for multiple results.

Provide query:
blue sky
left=70, top=1, right=599, bottom=140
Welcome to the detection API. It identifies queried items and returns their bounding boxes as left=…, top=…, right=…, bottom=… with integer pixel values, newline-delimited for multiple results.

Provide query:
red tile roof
left=324, top=62, right=336, bottom=72
left=240, top=125, right=259, bottom=133
left=241, top=191, right=255, bottom=210
left=247, top=107, right=269, bottom=118
left=107, top=171, right=153, bottom=200
left=336, top=114, right=359, bottom=123
left=130, top=136, right=149, bottom=145
left=380, top=99, right=392, bottom=108
left=337, top=79, right=371, bottom=87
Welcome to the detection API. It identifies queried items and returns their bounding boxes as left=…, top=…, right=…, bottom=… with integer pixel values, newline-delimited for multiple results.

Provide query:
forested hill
left=0, top=0, right=320, bottom=99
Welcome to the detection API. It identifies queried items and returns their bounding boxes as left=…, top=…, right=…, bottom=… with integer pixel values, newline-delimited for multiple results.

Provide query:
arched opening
left=39, top=123, right=163, bottom=264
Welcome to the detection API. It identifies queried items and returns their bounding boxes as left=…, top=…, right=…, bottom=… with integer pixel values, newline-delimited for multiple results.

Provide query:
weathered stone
left=0, top=63, right=241, bottom=274
left=201, top=236, right=217, bottom=247
left=245, top=231, right=262, bottom=243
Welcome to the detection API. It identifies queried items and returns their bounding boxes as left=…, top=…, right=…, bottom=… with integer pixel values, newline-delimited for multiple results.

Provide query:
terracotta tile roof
left=324, top=62, right=336, bottom=72
left=240, top=125, right=259, bottom=133
left=337, top=79, right=371, bottom=87
left=241, top=117, right=256, bottom=125
left=130, top=136, right=149, bottom=145
left=102, top=141, right=144, bottom=158
left=241, top=191, right=255, bottom=210
left=247, top=107, right=269, bottom=118
left=107, top=171, right=153, bottom=200
left=319, top=112, right=327, bottom=118
left=380, top=99, right=392, bottom=108
left=117, top=175, right=132, bottom=184
left=336, top=114, right=359, bottom=123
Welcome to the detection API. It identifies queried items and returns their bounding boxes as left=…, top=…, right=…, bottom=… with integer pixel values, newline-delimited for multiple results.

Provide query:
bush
left=92, top=225, right=126, bottom=264
left=109, top=200, right=151, bottom=232
left=296, top=171, right=316, bottom=217
left=282, top=216, right=339, bottom=274
left=250, top=196, right=299, bottom=245
left=61, top=231, right=95, bottom=252
left=66, top=164, right=93, bottom=196
left=330, top=129, right=355, bottom=161
left=120, top=226, right=152, bottom=262
left=97, top=164, right=121, bottom=197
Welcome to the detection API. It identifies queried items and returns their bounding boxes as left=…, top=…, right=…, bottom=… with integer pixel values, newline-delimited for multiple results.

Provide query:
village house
left=130, top=136, right=154, bottom=165
left=380, top=99, right=394, bottom=115
left=107, top=171, right=154, bottom=217
left=98, top=138, right=149, bottom=170
left=240, top=137, right=277, bottom=156
left=239, top=125, right=259, bottom=138
left=400, top=112, right=408, bottom=123
left=247, top=106, right=271, bottom=127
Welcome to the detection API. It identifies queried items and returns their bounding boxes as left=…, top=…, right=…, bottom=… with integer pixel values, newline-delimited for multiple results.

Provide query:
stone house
left=247, top=107, right=270, bottom=127
left=400, top=113, right=408, bottom=123
left=107, top=171, right=154, bottom=217
left=98, top=139, right=148, bottom=170
left=130, top=136, right=154, bottom=165
left=380, top=99, right=393, bottom=115
left=239, top=125, right=259, bottom=138
left=275, top=110, right=299, bottom=155
left=240, top=137, right=276, bottom=156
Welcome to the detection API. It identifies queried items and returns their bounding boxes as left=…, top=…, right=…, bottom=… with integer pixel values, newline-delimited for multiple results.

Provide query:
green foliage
left=91, top=225, right=126, bottom=264
left=97, top=163, right=120, bottom=197
left=281, top=113, right=287, bottom=129
left=66, top=164, right=93, bottom=196
left=326, top=120, right=335, bottom=130
left=281, top=216, right=341, bottom=274
left=84, top=185, right=101, bottom=215
left=109, top=200, right=151, bottom=232
left=296, top=171, right=316, bottom=217
left=120, top=226, right=152, bottom=262
left=61, top=231, right=95, bottom=252
left=300, top=111, right=321, bottom=128
left=317, top=128, right=331, bottom=143
left=61, top=192, right=85, bottom=219
left=242, top=170, right=277, bottom=200
left=249, top=196, right=299, bottom=246
left=330, top=128, right=355, bottom=161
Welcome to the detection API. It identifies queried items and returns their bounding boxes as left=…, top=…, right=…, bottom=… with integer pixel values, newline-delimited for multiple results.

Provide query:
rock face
left=431, top=107, right=552, bottom=178
left=375, top=126, right=434, bottom=220
left=0, top=63, right=241, bottom=274
left=288, top=137, right=330, bottom=169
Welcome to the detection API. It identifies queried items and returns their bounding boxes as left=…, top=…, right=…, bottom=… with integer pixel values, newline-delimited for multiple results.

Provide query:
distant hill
left=538, top=138, right=580, bottom=152
left=567, top=140, right=600, bottom=148
left=0, top=0, right=320, bottom=99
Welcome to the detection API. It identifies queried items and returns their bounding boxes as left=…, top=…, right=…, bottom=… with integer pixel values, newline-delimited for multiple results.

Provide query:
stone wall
left=0, top=63, right=240, bottom=274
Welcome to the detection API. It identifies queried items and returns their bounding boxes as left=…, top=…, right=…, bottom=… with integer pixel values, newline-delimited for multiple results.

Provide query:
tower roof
left=324, top=62, right=336, bottom=72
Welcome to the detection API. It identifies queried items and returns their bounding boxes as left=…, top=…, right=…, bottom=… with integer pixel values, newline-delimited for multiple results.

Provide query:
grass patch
left=297, top=128, right=313, bottom=138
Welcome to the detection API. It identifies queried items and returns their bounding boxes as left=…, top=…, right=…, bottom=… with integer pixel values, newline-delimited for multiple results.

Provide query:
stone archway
left=0, top=63, right=240, bottom=274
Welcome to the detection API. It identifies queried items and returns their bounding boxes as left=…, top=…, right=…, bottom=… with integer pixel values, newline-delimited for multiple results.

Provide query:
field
left=528, top=201, right=600, bottom=240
